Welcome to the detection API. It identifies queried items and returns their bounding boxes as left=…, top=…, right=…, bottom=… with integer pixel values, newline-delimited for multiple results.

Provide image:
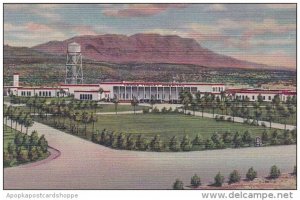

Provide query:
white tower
left=65, top=42, right=83, bottom=84
left=13, top=73, right=19, bottom=87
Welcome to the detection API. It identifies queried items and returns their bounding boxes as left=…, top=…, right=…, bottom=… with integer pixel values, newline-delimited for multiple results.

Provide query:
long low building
left=98, top=81, right=225, bottom=103
left=4, top=74, right=296, bottom=102
left=227, top=88, right=296, bottom=102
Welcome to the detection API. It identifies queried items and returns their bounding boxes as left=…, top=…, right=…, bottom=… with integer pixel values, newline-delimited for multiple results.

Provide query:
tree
left=233, top=132, right=242, bottom=148
left=38, top=135, right=48, bottom=153
left=135, top=134, right=148, bottom=151
left=191, top=174, right=201, bottom=187
left=179, top=90, right=192, bottom=114
left=24, top=115, right=34, bottom=135
left=169, top=136, right=180, bottom=151
left=222, top=131, right=232, bottom=144
left=204, top=139, right=215, bottom=149
left=73, top=112, right=81, bottom=135
left=242, top=131, right=253, bottom=147
left=150, top=95, right=156, bottom=109
left=269, top=165, right=281, bottom=179
left=30, top=131, right=39, bottom=146
left=229, top=170, right=241, bottom=184
left=131, top=96, right=139, bottom=114
left=246, top=167, right=257, bottom=181
left=192, top=134, right=203, bottom=146
left=211, top=100, right=217, bottom=117
left=261, top=130, right=269, bottom=144
left=181, top=135, right=192, bottom=151
left=112, top=95, right=119, bottom=115
left=126, top=135, right=136, bottom=150
left=117, top=133, right=127, bottom=149
left=257, top=94, right=264, bottom=103
left=173, top=179, right=184, bottom=190
left=28, top=146, right=39, bottom=161
left=191, top=99, right=197, bottom=116
left=16, top=149, right=29, bottom=163
left=214, top=172, right=225, bottom=187
left=266, top=109, right=275, bottom=129
left=211, top=133, right=225, bottom=149
left=89, top=112, right=97, bottom=135
left=81, top=111, right=90, bottom=136
left=150, top=135, right=163, bottom=151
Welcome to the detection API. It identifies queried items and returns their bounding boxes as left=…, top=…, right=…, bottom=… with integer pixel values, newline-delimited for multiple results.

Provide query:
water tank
left=67, top=42, right=81, bottom=53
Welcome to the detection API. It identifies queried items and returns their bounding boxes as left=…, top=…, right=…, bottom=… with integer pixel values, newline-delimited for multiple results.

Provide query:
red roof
left=227, top=89, right=296, bottom=95
left=100, top=81, right=224, bottom=86
left=60, top=84, right=99, bottom=87
left=17, top=87, right=69, bottom=90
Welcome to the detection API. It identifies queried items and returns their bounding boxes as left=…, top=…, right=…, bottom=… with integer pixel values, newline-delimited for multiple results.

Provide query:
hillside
left=4, top=45, right=65, bottom=64
left=32, top=33, right=271, bottom=69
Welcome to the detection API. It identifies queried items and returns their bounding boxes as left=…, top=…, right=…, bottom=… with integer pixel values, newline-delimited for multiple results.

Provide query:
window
left=49, top=91, right=51, bottom=96
left=90, top=94, right=92, bottom=100
left=80, top=94, right=82, bottom=100
left=269, top=96, right=271, bottom=100
left=263, top=96, right=265, bottom=100
left=39, top=91, right=42, bottom=96
left=252, top=96, right=255, bottom=100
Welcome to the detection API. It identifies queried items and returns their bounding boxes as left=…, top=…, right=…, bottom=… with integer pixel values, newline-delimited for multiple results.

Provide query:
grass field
left=4, top=125, right=17, bottom=149
left=192, top=106, right=296, bottom=126
left=39, top=113, right=277, bottom=143
left=81, top=104, right=147, bottom=113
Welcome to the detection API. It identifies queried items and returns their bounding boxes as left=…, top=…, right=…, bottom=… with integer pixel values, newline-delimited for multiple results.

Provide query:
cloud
left=204, top=4, right=227, bottom=12
left=102, top=4, right=186, bottom=17
left=265, top=4, right=296, bottom=9
left=4, top=4, right=62, bottom=21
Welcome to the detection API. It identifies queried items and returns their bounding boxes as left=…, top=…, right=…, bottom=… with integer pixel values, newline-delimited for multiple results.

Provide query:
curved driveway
left=4, top=120, right=296, bottom=189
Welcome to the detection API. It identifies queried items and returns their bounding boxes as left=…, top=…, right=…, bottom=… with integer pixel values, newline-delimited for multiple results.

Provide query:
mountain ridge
left=31, top=33, right=280, bottom=70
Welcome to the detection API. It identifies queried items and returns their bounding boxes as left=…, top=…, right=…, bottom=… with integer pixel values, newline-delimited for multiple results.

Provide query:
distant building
left=3, top=74, right=296, bottom=102
left=227, top=88, right=296, bottom=102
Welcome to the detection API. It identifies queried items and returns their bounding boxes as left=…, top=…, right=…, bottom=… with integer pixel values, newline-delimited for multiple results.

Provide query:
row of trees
left=173, top=165, right=295, bottom=189
left=90, top=128, right=295, bottom=152
left=4, top=105, right=34, bottom=134
left=4, top=130, right=48, bottom=167
left=179, top=90, right=296, bottom=128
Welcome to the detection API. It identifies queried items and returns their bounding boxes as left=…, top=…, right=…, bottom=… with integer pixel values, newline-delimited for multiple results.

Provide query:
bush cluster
left=4, top=130, right=48, bottom=167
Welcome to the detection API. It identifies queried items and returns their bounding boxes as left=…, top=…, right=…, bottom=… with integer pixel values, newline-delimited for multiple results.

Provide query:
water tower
left=65, top=42, right=83, bottom=84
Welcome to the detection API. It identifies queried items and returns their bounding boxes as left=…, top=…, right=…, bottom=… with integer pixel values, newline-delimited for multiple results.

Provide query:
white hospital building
left=4, top=73, right=295, bottom=103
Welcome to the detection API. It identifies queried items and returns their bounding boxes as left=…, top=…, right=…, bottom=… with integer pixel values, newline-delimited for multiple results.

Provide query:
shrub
left=173, top=179, right=184, bottom=190
left=152, top=107, right=159, bottom=113
left=142, top=108, right=149, bottom=114
left=219, top=116, right=225, bottom=121
left=161, top=107, right=167, bottom=113
left=229, top=170, right=241, bottom=184
left=269, top=165, right=281, bottom=179
left=167, top=107, right=173, bottom=113
left=246, top=167, right=257, bottom=181
left=261, top=122, right=266, bottom=127
left=173, top=108, right=179, bottom=113
left=191, top=174, right=201, bottom=187
left=227, top=117, right=232, bottom=122
left=214, top=172, right=225, bottom=187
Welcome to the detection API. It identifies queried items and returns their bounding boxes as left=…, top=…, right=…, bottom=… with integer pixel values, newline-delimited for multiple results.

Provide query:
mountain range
left=32, top=33, right=273, bottom=70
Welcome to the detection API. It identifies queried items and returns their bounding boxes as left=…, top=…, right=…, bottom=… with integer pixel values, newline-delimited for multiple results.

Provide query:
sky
left=4, top=4, right=296, bottom=69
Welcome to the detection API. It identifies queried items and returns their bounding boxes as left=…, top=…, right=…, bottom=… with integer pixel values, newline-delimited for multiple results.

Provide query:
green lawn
left=92, top=113, right=273, bottom=140
left=39, top=113, right=277, bottom=143
left=80, top=104, right=148, bottom=113
left=4, top=125, right=17, bottom=149
left=192, top=106, right=296, bottom=126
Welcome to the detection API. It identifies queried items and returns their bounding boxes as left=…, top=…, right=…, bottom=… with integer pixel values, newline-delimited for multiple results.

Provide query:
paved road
left=4, top=120, right=296, bottom=189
